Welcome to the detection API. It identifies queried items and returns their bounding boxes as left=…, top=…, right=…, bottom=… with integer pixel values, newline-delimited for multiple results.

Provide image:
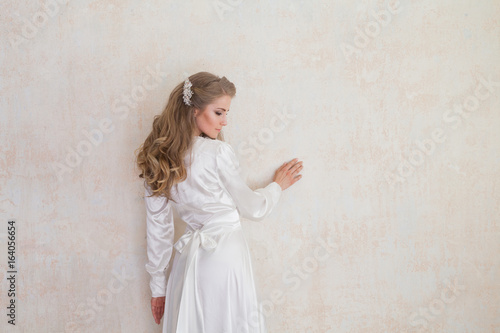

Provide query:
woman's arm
left=144, top=186, right=175, bottom=297
left=216, top=142, right=282, bottom=221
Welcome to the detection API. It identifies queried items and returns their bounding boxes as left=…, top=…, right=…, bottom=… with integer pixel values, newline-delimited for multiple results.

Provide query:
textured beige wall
left=1, top=0, right=499, bottom=332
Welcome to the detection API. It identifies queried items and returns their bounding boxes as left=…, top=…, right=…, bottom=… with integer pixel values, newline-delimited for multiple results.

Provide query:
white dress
left=144, top=135, right=282, bottom=333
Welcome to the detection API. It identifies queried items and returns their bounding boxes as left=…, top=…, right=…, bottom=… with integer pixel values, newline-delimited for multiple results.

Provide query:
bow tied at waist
left=173, top=220, right=242, bottom=254
left=174, top=228, right=218, bottom=253
left=170, top=221, right=242, bottom=332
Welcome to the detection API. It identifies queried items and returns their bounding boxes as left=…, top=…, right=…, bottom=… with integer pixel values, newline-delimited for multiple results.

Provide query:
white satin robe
left=144, top=135, right=282, bottom=333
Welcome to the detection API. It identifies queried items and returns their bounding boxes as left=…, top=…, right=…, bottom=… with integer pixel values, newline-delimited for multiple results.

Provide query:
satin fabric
left=144, top=135, right=282, bottom=333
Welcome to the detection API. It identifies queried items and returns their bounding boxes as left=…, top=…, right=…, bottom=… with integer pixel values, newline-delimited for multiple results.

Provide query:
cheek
left=207, top=114, right=218, bottom=125
left=201, top=114, right=216, bottom=127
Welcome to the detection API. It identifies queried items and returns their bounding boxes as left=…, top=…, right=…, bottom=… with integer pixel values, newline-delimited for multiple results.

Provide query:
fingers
left=152, top=304, right=164, bottom=324
left=288, top=159, right=303, bottom=181
left=282, top=158, right=299, bottom=169
left=288, top=160, right=302, bottom=173
left=293, top=163, right=303, bottom=174
left=279, top=158, right=300, bottom=170
left=274, top=158, right=303, bottom=190
left=279, top=159, right=302, bottom=174
left=151, top=297, right=165, bottom=325
left=277, top=158, right=303, bottom=186
left=291, top=160, right=302, bottom=168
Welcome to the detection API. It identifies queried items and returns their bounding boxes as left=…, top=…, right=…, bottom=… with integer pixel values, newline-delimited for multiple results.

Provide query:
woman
left=135, top=72, right=303, bottom=332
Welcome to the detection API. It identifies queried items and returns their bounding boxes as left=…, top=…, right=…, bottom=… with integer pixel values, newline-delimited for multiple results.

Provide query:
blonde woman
left=135, top=72, right=303, bottom=332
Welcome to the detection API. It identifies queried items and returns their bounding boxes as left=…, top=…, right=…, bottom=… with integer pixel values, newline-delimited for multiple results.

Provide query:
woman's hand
left=273, top=158, right=303, bottom=191
left=151, top=296, right=165, bottom=325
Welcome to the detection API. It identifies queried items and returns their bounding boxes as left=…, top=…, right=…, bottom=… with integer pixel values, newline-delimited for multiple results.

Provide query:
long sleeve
left=216, top=142, right=282, bottom=221
left=144, top=185, right=175, bottom=297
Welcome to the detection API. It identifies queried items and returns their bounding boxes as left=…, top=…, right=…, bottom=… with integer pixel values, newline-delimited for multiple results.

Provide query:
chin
left=201, top=131, right=219, bottom=139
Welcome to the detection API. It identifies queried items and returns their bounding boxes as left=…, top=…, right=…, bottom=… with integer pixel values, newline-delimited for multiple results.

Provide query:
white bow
left=171, top=221, right=242, bottom=332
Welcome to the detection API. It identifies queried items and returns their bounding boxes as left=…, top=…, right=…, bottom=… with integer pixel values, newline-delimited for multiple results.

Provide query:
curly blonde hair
left=135, top=72, right=236, bottom=201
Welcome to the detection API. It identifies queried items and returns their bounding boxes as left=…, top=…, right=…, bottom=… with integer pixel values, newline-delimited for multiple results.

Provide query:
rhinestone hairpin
left=183, top=78, right=193, bottom=106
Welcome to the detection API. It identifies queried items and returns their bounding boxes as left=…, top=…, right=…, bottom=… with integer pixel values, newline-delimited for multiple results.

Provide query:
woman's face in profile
left=194, top=95, right=231, bottom=139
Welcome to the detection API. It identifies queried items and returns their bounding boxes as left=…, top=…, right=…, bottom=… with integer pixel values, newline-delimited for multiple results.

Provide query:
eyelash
left=216, top=112, right=228, bottom=116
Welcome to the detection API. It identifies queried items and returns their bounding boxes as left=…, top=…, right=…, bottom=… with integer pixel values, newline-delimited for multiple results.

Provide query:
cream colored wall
left=1, top=0, right=499, bottom=332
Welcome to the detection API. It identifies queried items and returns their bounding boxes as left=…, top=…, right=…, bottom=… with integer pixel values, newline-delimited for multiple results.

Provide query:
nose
left=221, top=115, right=227, bottom=126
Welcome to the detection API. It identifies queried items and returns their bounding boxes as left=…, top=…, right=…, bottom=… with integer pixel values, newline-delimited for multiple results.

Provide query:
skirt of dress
left=162, top=222, right=267, bottom=333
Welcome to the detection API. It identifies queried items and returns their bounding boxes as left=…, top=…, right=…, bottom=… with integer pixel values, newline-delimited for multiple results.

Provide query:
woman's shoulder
left=192, top=137, right=239, bottom=174
left=195, top=136, right=233, bottom=155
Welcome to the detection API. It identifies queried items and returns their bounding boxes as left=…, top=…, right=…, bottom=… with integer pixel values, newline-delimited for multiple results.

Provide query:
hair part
left=135, top=71, right=236, bottom=201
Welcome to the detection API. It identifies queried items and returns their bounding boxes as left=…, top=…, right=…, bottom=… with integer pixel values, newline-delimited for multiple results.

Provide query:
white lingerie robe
left=144, top=135, right=282, bottom=333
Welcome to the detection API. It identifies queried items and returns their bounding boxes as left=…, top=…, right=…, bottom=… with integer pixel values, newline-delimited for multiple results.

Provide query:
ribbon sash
left=172, top=221, right=242, bottom=332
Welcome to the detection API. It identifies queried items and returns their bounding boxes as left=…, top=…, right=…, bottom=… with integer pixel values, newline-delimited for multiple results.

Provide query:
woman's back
left=139, top=72, right=302, bottom=332
left=145, top=135, right=282, bottom=332
left=148, top=135, right=282, bottom=229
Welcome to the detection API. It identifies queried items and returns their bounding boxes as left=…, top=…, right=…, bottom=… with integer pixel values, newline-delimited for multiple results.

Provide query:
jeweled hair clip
left=183, top=78, right=193, bottom=106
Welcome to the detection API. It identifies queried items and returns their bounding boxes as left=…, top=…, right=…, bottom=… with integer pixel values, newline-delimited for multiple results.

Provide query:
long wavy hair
left=135, top=72, right=236, bottom=201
